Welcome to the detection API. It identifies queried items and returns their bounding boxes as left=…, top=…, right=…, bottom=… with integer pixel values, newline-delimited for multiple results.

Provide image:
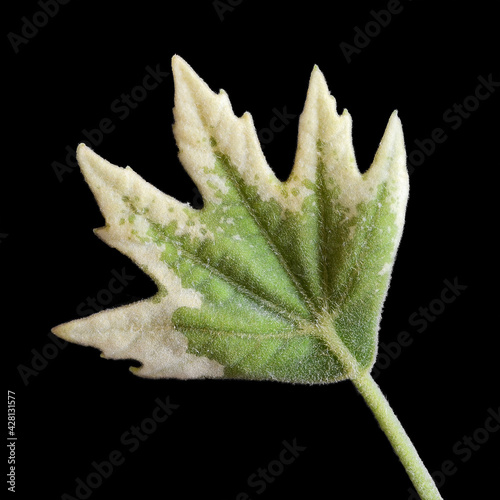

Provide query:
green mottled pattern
left=119, top=142, right=400, bottom=383
left=54, top=58, right=407, bottom=384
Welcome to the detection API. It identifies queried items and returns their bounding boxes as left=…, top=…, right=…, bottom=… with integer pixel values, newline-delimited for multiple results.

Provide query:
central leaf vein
left=212, top=148, right=316, bottom=318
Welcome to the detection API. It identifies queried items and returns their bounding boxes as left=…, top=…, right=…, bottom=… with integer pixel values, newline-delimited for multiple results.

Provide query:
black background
left=4, top=1, right=498, bottom=499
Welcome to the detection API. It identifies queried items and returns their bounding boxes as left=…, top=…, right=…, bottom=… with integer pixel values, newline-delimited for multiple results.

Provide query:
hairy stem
left=352, top=372, right=443, bottom=500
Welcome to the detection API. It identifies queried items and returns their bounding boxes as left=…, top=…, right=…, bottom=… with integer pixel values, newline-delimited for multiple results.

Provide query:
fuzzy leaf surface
left=53, top=56, right=408, bottom=384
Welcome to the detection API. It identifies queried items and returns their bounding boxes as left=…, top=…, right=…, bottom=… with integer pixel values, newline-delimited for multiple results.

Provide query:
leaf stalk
left=352, top=372, right=443, bottom=500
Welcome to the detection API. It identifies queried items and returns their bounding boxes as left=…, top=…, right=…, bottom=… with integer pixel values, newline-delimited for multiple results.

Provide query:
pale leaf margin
left=52, top=56, right=408, bottom=383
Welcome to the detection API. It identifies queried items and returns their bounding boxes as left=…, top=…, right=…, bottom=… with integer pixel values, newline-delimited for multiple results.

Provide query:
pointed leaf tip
left=76, top=142, right=89, bottom=155
left=303, top=64, right=339, bottom=120
left=308, top=64, right=329, bottom=90
left=363, top=110, right=408, bottom=216
left=76, top=143, right=121, bottom=188
left=171, top=54, right=190, bottom=74
left=172, top=55, right=210, bottom=93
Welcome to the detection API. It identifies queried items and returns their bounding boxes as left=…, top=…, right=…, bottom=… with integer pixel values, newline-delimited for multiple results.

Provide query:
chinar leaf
left=52, top=56, right=443, bottom=499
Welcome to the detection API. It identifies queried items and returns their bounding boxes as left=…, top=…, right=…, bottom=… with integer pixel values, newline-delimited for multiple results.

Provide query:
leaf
left=52, top=56, right=408, bottom=384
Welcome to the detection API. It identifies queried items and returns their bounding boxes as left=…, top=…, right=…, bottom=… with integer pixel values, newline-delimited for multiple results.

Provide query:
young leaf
left=53, top=56, right=445, bottom=500
left=52, top=56, right=408, bottom=383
